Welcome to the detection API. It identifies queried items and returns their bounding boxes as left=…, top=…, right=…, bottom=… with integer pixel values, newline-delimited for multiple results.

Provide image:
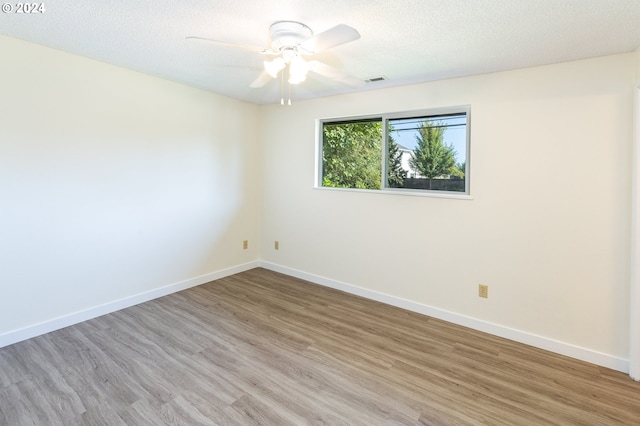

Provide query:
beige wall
left=260, top=53, right=635, bottom=361
left=631, top=47, right=640, bottom=377
left=0, top=35, right=261, bottom=336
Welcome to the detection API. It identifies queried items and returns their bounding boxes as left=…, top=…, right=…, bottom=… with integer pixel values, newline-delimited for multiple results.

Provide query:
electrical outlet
left=243, top=240, right=248, bottom=250
left=479, top=284, right=488, bottom=298
left=274, top=241, right=279, bottom=250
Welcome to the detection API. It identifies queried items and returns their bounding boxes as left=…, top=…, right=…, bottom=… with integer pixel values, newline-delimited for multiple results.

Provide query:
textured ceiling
left=1, top=0, right=640, bottom=104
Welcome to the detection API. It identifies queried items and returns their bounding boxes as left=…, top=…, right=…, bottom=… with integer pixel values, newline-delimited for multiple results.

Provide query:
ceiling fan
left=187, top=21, right=364, bottom=103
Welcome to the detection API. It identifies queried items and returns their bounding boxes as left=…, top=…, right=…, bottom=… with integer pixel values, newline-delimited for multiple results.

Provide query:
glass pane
left=387, top=113, right=467, bottom=192
left=322, top=120, right=382, bottom=190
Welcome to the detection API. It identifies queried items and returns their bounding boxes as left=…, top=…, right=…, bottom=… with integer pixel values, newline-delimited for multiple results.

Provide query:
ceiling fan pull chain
left=280, top=66, right=285, bottom=105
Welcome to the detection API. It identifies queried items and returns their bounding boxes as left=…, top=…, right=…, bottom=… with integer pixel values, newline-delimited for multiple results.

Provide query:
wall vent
left=365, top=76, right=388, bottom=83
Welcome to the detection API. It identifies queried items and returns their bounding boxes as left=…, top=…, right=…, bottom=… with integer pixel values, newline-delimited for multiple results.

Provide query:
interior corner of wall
left=635, top=46, right=640, bottom=85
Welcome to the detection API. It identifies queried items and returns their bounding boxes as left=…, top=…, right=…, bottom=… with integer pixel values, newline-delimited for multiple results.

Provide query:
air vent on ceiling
left=365, top=76, right=388, bottom=83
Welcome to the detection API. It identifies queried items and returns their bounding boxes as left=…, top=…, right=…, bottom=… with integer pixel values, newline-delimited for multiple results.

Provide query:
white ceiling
left=1, top=0, right=640, bottom=105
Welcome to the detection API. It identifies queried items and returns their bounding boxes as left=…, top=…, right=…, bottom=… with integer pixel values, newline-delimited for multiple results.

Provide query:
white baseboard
left=2, top=260, right=629, bottom=374
left=259, top=261, right=629, bottom=374
left=0, top=261, right=261, bottom=349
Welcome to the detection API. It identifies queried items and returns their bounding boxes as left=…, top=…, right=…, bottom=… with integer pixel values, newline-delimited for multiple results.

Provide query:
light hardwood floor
left=1, top=268, right=640, bottom=425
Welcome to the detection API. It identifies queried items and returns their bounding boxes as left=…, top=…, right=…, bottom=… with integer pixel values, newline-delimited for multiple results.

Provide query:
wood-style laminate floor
left=1, top=268, right=640, bottom=425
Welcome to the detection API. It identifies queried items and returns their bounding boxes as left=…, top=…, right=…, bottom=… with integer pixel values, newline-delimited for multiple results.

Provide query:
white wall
left=260, top=53, right=635, bottom=366
left=1, top=33, right=636, bottom=372
left=0, top=35, right=261, bottom=338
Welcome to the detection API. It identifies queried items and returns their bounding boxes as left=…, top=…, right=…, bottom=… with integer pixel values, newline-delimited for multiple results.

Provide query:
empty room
left=2, top=0, right=640, bottom=424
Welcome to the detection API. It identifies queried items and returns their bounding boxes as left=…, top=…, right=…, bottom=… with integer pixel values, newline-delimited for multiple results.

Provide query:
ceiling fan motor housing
left=268, top=21, right=313, bottom=52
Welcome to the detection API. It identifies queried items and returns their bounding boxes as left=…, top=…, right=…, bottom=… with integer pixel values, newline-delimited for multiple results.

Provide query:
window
left=318, top=106, right=470, bottom=195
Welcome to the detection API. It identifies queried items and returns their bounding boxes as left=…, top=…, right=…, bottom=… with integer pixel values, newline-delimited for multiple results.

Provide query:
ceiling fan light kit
left=187, top=20, right=364, bottom=104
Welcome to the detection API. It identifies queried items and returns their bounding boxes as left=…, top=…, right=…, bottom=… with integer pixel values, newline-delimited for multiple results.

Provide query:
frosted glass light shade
left=264, top=58, right=285, bottom=78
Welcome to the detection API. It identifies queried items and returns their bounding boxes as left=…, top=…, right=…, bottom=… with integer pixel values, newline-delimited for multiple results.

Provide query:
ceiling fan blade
left=186, top=36, right=273, bottom=54
left=249, top=71, right=274, bottom=88
left=300, top=24, right=360, bottom=54
left=308, top=61, right=365, bottom=87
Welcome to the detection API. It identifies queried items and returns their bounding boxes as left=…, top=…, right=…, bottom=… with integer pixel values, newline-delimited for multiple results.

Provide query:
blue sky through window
left=389, top=114, right=467, bottom=164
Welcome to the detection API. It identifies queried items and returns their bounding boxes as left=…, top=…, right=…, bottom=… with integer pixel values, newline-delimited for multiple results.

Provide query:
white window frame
left=316, top=105, right=471, bottom=198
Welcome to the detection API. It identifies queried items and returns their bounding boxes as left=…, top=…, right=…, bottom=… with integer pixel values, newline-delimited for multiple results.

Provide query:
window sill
left=314, top=186, right=473, bottom=200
